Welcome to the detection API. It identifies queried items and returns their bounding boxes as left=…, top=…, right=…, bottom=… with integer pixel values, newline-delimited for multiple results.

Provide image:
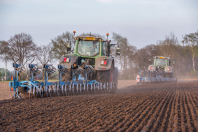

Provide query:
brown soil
left=0, top=82, right=13, bottom=101
left=1, top=82, right=198, bottom=132
left=117, top=80, right=137, bottom=89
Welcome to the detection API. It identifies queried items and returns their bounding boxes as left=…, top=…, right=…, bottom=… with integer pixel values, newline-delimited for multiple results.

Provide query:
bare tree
left=50, top=31, right=75, bottom=59
left=0, top=41, right=9, bottom=80
left=183, top=31, right=198, bottom=73
left=0, top=33, right=37, bottom=65
left=36, top=44, right=53, bottom=80
left=112, top=32, right=136, bottom=79
left=157, top=32, right=179, bottom=57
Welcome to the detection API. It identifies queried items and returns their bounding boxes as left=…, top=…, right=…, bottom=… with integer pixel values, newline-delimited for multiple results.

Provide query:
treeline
left=112, top=31, right=198, bottom=79
left=0, top=32, right=74, bottom=80
left=0, top=30, right=198, bottom=80
left=0, top=68, right=11, bottom=81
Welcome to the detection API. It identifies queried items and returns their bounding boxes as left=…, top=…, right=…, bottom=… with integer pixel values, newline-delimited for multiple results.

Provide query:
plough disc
left=136, top=70, right=177, bottom=85
left=27, top=82, right=115, bottom=98
left=9, top=62, right=117, bottom=99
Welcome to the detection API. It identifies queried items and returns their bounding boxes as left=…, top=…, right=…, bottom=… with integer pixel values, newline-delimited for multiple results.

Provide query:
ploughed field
left=0, top=82, right=13, bottom=101
left=1, top=83, right=198, bottom=132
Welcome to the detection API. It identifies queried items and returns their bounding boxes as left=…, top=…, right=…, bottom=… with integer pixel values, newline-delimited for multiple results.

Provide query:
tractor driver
left=78, top=40, right=99, bottom=56
left=86, top=41, right=99, bottom=56
left=88, top=45, right=96, bottom=54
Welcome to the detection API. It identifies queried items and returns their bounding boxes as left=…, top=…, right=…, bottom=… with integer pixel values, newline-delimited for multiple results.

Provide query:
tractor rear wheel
left=61, top=69, right=72, bottom=82
left=96, top=64, right=113, bottom=83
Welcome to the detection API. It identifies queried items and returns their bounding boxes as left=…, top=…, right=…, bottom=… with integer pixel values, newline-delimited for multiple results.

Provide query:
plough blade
left=10, top=62, right=117, bottom=99
left=136, top=70, right=177, bottom=85
left=26, top=82, right=115, bottom=98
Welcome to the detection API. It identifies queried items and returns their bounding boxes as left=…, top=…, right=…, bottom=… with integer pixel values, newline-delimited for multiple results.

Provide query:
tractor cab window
left=156, top=59, right=166, bottom=66
left=78, top=40, right=99, bottom=56
left=102, top=42, right=107, bottom=56
left=168, top=60, right=170, bottom=66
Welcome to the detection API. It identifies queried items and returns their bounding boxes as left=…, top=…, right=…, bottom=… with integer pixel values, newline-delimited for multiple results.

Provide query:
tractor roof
left=154, top=56, right=170, bottom=59
left=76, top=36, right=104, bottom=41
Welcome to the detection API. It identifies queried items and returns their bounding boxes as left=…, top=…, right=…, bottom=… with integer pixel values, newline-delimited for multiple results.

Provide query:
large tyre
left=96, top=64, right=113, bottom=83
left=61, top=69, right=72, bottom=82
left=113, top=67, right=118, bottom=90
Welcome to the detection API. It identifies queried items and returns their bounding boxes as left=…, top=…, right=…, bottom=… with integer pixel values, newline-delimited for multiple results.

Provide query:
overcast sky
left=0, top=0, right=198, bottom=70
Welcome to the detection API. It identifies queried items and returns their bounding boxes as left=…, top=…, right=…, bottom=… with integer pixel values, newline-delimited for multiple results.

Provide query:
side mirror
left=67, top=42, right=71, bottom=51
left=173, top=61, right=175, bottom=65
left=116, top=46, right=120, bottom=55
left=149, top=59, right=151, bottom=64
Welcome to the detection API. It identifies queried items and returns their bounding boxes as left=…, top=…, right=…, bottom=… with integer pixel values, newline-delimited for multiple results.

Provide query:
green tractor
left=59, top=31, right=120, bottom=90
left=148, top=56, right=175, bottom=78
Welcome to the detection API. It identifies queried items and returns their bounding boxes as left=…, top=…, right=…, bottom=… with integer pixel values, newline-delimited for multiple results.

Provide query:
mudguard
left=95, top=57, right=114, bottom=70
left=148, top=65, right=156, bottom=72
left=59, top=55, right=78, bottom=68
left=165, top=66, right=173, bottom=73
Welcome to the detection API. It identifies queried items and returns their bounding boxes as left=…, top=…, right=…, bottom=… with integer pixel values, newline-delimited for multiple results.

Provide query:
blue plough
left=136, top=70, right=177, bottom=85
left=9, top=62, right=115, bottom=99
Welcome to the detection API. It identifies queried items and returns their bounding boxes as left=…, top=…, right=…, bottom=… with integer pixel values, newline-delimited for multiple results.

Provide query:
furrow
left=182, top=86, right=194, bottom=131
left=121, top=85, right=169, bottom=131
left=103, top=92, right=156, bottom=131
left=157, top=85, right=176, bottom=132
left=83, top=94, right=145, bottom=131
left=166, top=84, right=177, bottom=132
left=148, top=88, right=174, bottom=132
left=185, top=86, right=198, bottom=131
left=130, top=89, right=170, bottom=132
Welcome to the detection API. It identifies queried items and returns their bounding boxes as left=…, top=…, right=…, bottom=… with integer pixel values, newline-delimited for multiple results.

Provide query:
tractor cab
left=60, top=31, right=120, bottom=68
left=137, top=55, right=177, bottom=84
left=154, top=56, right=170, bottom=67
left=148, top=56, right=175, bottom=78
left=74, top=36, right=106, bottom=57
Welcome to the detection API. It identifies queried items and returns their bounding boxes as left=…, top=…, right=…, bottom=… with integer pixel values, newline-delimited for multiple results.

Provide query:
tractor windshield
left=78, top=40, right=100, bottom=56
left=156, top=59, right=166, bottom=66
